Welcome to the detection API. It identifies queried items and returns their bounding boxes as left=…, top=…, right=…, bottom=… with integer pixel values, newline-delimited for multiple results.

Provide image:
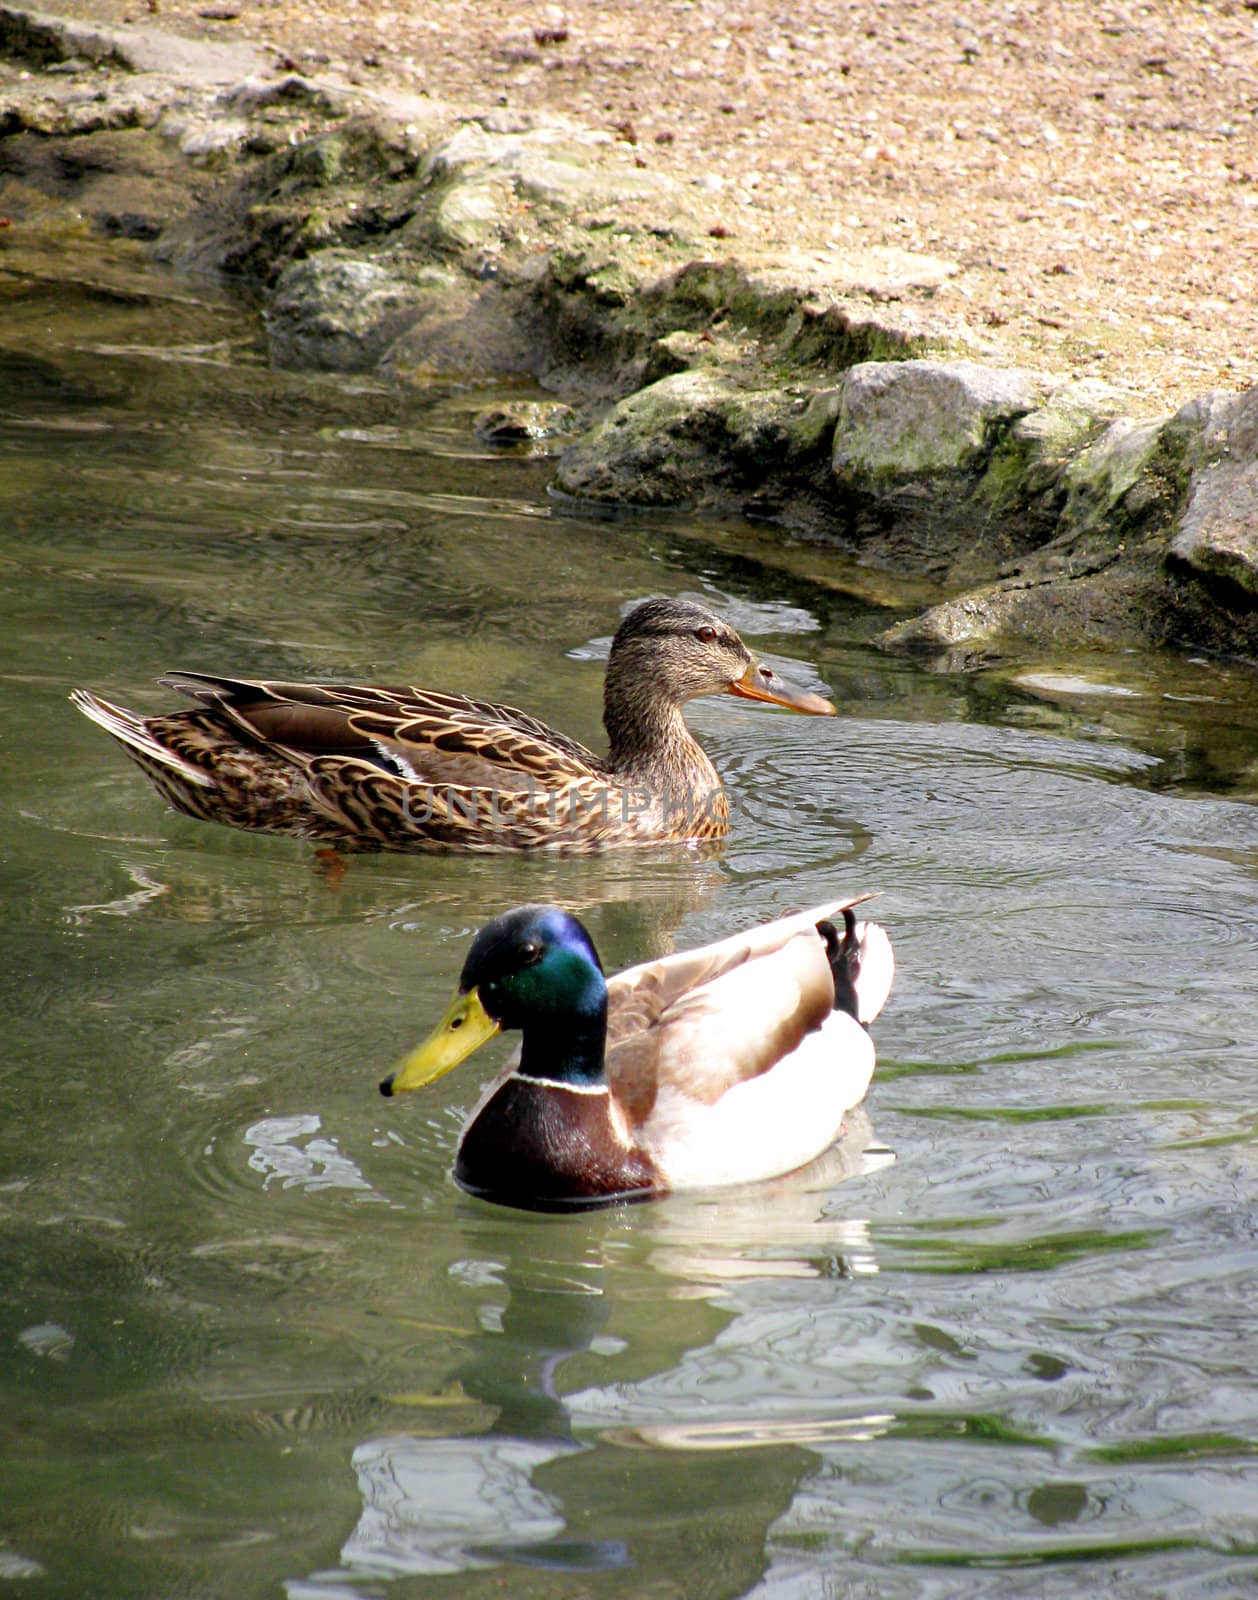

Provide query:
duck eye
left=519, top=941, right=542, bottom=965
left=695, top=625, right=718, bottom=644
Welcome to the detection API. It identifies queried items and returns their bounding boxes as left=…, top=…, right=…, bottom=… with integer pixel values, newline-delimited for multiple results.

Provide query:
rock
left=380, top=280, right=537, bottom=382
left=553, top=370, right=816, bottom=513
left=260, top=208, right=539, bottom=381
left=554, top=371, right=727, bottom=507
left=0, top=3, right=132, bottom=69
left=401, top=117, right=690, bottom=270
left=473, top=401, right=579, bottom=446
left=879, top=563, right=1168, bottom=654
left=0, top=2, right=269, bottom=82
left=553, top=358, right=1141, bottom=573
left=832, top=359, right=1047, bottom=480
left=1168, top=386, right=1258, bottom=600
left=0, top=121, right=215, bottom=242
left=266, top=250, right=437, bottom=370
left=167, top=112, right=253, bottom=156
left=824, top=359, right=1053, bottom=575
left=640, top=329, right=728, bottom=385
left=987, top=378, right=1132, bottom=506
left=879, top=387, right=1258, bottom=656
left=420, top=116, right=680, bottom=215
left=647, top=255, right=962, bottom=371
left=423, top=171, right=515, bottom=253
left=1055, top=415, right=1166, bottom=540
left=221, top=74, right=349, bottom=116
left=1171, top=465, right=1258, bottom=598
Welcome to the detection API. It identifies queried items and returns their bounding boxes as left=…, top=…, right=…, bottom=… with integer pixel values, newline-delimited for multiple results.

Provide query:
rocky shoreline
left=3, top=3, right=1255, bottom=660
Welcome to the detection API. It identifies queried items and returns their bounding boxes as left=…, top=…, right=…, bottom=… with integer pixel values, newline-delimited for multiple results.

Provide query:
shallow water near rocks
left=3, top=249, right=1258, bottom=1599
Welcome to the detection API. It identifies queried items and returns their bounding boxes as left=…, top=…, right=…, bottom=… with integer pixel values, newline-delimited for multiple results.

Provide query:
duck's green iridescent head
left=380, top=906, right=608, bottom=1096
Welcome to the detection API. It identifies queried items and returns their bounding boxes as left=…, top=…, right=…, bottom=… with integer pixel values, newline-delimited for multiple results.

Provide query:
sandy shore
left=40, top=0, right=1258, bottom=410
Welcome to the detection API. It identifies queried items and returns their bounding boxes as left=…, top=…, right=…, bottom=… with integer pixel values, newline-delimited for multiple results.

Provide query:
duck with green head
left=71, top=597, right=835, bottom=851
left=381, top=897, right=894, bottom=1210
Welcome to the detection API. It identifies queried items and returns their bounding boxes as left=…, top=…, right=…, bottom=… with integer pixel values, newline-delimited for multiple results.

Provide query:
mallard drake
left=380, top=896, right=894, bottom=1210
left=71, top=598, right=834, bottom=852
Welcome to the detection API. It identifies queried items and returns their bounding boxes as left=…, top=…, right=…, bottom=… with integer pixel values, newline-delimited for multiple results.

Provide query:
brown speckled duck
left=380, top=896, right=894, bottom=1210
left=71, top=598, right=834, bottom=851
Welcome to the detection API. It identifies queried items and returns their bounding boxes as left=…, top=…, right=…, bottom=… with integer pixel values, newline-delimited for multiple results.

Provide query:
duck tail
left=70, top=688, right=214, bottom=788
left=817, top=909, right=895, bottom=1027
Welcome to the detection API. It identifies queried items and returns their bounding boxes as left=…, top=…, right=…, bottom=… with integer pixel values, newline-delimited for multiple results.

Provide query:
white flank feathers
left=646, top=1010, right=875, bottom=1190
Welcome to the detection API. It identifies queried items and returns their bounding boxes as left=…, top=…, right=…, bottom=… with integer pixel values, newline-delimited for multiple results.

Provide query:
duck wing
left=159, top=673, right=602, bottom=787
left=604, top=895, right=879, bottom=1121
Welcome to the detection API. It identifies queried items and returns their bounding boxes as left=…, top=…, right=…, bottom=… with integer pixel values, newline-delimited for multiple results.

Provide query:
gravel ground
left=47, top=0, right=1258, bottom=408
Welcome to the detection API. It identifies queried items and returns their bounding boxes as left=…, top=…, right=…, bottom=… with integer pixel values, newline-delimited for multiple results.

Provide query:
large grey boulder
left=831, top=359, right=1047, bottom=481
left=882, top=385, right=1258, bottom=656
left=823, top=361, right=1135, bottom=577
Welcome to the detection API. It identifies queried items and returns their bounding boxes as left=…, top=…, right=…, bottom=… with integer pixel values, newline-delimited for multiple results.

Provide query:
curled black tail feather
left=816, top=909, right=863, bottom=1025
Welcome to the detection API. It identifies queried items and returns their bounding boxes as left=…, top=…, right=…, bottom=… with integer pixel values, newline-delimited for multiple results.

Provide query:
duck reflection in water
left=328, top=1264, right=630, bottom=1581
left=294, top=1118, right=893, bottom=1592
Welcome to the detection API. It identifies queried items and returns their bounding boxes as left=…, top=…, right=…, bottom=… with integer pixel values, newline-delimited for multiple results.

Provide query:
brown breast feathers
left=454, top=1076, right=659, bottom=1210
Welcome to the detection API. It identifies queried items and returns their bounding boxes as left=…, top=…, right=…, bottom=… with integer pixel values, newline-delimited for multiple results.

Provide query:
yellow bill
left=380, top=988, right=500, bottom=1096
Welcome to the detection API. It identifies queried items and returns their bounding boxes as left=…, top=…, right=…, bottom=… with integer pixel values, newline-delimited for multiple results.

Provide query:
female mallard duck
left=71, top=598, right=834, bottom=851
left=380, top=896, right=894, bottom=1210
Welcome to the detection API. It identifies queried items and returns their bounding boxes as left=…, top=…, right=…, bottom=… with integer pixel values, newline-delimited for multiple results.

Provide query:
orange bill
left=727, top=661, right=836, bottom=716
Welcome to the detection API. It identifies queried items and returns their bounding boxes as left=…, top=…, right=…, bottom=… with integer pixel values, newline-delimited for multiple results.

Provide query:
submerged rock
left=473, top=401, right=579, bottom=447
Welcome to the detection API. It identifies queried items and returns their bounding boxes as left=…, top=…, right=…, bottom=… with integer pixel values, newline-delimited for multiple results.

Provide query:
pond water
left=3, top=242, right=1258, bottom=1600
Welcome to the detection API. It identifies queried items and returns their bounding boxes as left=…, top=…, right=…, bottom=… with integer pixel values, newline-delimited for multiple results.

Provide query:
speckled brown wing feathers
left=143, top=673, right=630, bottom=848
left=161, top=674, right=602, bottom=775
